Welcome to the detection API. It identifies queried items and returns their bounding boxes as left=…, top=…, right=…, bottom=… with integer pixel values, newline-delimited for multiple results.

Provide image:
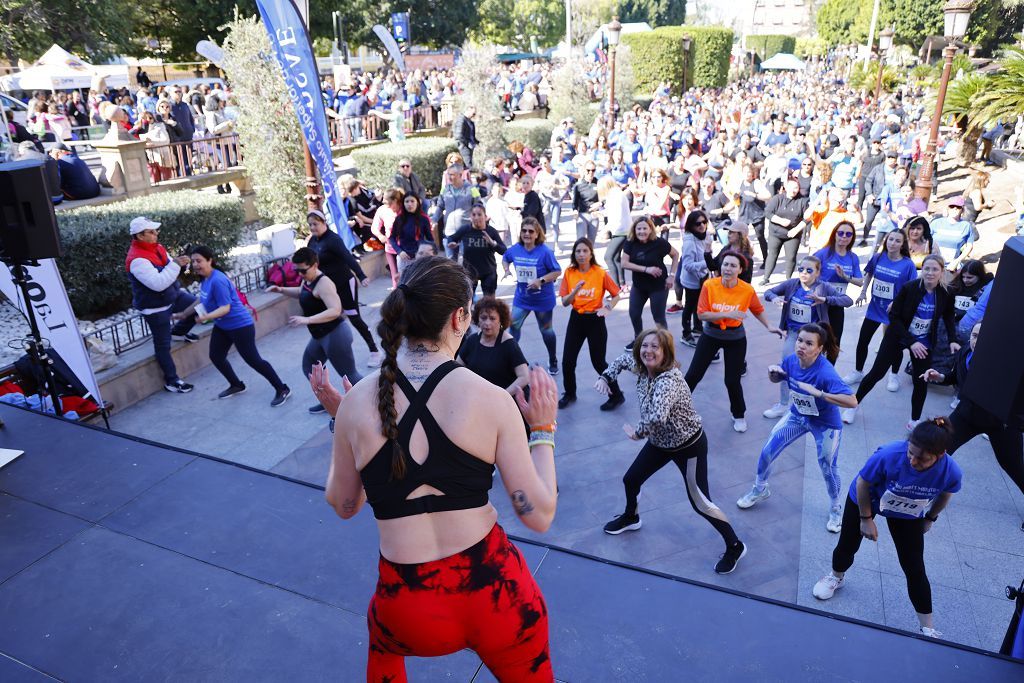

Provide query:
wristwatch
left=924, top=512, right=939, bottom=522
left=328, top=417, right=335, bottom=434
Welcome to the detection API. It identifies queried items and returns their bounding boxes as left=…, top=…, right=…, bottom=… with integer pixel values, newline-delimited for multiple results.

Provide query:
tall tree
left=815, top=0, right=861, bottom=47
left=619, top=0, right=687, bottom=28
left=1, top=0, right=144, bottom=65
left=471, top=0, right=565, bottom=50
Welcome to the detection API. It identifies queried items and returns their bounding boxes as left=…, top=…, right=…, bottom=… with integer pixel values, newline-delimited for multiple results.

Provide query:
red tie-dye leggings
left=367, top=523, right=553, bottom=682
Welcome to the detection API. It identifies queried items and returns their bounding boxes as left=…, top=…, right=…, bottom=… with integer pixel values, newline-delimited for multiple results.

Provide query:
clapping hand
left=622, top=423, right=640, bottom=441
left=308, top=362, right=351, bottom=418
left=920, top=368, right=943, bottom=383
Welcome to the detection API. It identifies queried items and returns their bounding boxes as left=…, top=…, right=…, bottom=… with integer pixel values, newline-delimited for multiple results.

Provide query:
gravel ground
left=0, top=223, right=269, bottom=368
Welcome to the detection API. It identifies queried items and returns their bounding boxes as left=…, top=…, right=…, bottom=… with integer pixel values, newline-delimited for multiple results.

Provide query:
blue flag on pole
left=254, top=0, right=356, bottom=248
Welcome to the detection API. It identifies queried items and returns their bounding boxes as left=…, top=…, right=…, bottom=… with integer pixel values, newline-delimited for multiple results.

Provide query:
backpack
left=267, top=260, right=301, bottom=287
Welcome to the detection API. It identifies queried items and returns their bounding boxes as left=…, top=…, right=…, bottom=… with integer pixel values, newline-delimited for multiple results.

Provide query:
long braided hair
left=376, top=256, right=473, bottom=480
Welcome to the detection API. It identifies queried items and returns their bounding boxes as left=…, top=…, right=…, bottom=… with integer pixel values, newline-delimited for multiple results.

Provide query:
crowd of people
left=110, top=55, right=1022, bottom=679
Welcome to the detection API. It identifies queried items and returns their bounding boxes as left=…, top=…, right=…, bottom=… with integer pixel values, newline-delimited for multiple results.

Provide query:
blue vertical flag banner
left=254, top=0, right=356, bottom=248
left=391, top=12, right=410, bottom=46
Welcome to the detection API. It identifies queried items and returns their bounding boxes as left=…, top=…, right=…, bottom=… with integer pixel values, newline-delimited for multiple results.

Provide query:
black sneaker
left=625, top=341, right=635, bottom=351
left=741, top=362, right=748, bottom=377
left=270, top=385, right=291, bottom=407
left=714, top=541, right=747, bottom=574
left=711, top=351, right=722, bottom=364
left=557, top=393, right=576, bottom=409
left=548, top=360, right=559, bottom=376
left=603, top=513, right=642, bottom=535
left=172, top=332, right=200, bottom=343
left=681, top=335, right=697, bottom=348
left=218, top=383, right=246, bottom=399
left=600, top=392, right=625, bottom=411
left=164, top=379, right=194, bottom=394
left=308, top=403, right=327, bottom=415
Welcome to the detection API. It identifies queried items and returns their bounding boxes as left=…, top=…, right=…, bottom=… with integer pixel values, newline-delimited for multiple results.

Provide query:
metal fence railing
left=85, top=258, right=286, bottom=356
left=144, top=133, right=243, bottom=183
left=327, top=104, right=440, bottom=146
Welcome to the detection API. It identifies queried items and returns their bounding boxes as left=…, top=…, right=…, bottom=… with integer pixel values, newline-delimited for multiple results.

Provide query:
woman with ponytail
left=317, top=256, right=559, bottom=682
left=737, top=323, right=857, bottom=535
left=813, top=418, right=962, bottom=639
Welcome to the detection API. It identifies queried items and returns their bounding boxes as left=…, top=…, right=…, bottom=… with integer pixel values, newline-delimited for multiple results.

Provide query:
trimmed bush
left=750, top=34, right=797, bottom=61
left=350, top=136, right=458, bottom=197
left=621, top=30, right=686, bottom=97
left=56, top=191, right=246, bottom=319
left=622, top=25, right=735, bottom=93
left=503, top=119, right=556, bottom=154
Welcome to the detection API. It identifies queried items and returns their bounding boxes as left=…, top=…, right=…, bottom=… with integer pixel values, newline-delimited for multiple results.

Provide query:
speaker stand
left=3, top=258, right=67, bottom=418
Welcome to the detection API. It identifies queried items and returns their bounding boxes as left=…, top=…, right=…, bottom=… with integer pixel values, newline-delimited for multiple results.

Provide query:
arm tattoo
left=511, top=490, right=534, bottom=515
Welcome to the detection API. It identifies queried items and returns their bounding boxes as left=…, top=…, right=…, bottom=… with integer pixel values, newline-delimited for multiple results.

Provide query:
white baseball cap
left=129, top=216, right=161, bottom=235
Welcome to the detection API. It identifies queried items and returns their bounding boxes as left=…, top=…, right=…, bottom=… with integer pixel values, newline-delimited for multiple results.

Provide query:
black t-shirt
left=459, top=333, right=527, bottom=389
left=307, top=230, right=366, bottom=308
left=668, top=167, right=690, bottom=196
left=764, top=194, right=810, bottom=239
left=700, top=191, right=731, bottom=225
left=795, top=173, right=813, bottom=198
left=624, top=237, right=672, bottom=289
left=449, top=224, right=507, bottom=278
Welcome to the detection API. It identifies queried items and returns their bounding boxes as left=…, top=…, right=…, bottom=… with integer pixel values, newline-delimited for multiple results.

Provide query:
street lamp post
left=682, top=35, right=692, bottom=94
left=606, top=16, right=622, bottom=131
left=915, top=0, right=974, bottom=204
left=874, top=26, right=894, bottom=103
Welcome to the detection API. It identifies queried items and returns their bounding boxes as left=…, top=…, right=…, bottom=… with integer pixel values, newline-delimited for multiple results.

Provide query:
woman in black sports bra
left=318, top=256, right=559, bottom=682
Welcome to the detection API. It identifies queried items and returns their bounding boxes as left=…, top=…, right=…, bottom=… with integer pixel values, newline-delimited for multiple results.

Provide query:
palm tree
left=940, top=72, right=989, bottom=164
left=971, top=48, right=1024, bottom=132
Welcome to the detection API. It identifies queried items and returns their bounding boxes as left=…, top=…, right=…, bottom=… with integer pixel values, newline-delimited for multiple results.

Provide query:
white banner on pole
left=0, top=259, right=103, bottom=404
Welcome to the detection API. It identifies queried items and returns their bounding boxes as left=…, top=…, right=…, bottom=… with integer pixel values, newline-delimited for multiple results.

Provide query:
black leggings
left=763, top=233, right=801, bottom=280
left=857, top=331, right=931, bottom=419
left=472, top=271, right=499, bottom=297
left=562, top=311, right=615, bottom=397
left=682, top=285, right=703, bottom=337
left=340, top=277, right=379, bottom=353
left=750, top=219, right=767, bottom=265
left=684, top=333, right=748, bottom=418
left=854, top=318, right=901, bottom=374
left=629, top=284, right=669, bottom=337
left=827, top=305, right=846, bottom=349
left=622, top=431, right=739, bottom=548
left=209, top=324, right=286, bottom=391
left=948, top=403, right=1024, bottom=497
left=607, top=236, right=628, bottom=286
left=832, top=497, right=932, bottom=614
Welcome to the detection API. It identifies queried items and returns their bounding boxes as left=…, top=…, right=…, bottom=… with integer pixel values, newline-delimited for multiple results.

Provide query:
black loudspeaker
left=961, top=236, right=1024, bottom=428
left=0, top=159, right=64, bottom=261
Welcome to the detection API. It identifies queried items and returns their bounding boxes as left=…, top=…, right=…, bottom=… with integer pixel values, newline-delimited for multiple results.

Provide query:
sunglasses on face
left=796, top=266, right=816, bottom=274
left=836, top=230, right=854, bottom=237
left=295, top=266, right=311, bottom=274
left=695, top=219, right=707, bottom=225
left=521, top=229, right=536, bottom=235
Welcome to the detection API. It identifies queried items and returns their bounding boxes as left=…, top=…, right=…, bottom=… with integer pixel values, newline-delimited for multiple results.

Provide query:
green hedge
left=621, top=30, right=687, bottom=97
left=56, top=191, right=246, bottom=318
left=350, top=136, right=458, bottom=197
left=622, top=25, right=734, bottom=93
left=751, top=34, right=796, bottom=61
left=503, top=119, right=556, bottom=153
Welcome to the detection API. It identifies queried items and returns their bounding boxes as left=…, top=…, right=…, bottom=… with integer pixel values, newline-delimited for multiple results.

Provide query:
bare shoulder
left=336, top=371, right=382, bottom=429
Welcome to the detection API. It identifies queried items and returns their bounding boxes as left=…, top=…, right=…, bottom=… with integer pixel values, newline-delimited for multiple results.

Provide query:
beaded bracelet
left=529, top=430, right=556, bottom=442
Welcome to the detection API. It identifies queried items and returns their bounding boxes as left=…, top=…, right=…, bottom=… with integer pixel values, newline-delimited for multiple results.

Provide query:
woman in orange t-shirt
left=683, top=251, right=784, bottom=433
left=558, top=237, right=624, bottom=411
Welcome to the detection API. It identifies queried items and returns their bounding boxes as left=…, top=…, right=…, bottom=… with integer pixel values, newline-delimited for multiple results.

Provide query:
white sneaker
left=886, top=373, right=900, bottom=392
left=842, top=370, right=864, bottom=385
left=826, top=509, right=842, bottom=533
left=813, top=573, right=844, bottom=600
left=950, top=397, right=960, bottom=410
left=736, top=485, right=771, bottom=509
left=906, top=418, right=921, bottom=432
left=762, top=402, right=787, bottom=419
left=367, top=351, right=382, bottom=367
left=920, top=626, right=943, bottom=638
left=733, top=418, right=748, bottom=433
left=842, top=407, right=857, bottom=424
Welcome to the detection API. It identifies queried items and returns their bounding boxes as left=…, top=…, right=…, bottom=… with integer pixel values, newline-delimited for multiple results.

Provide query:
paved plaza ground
left=107, top=196, right=1024, bottom=653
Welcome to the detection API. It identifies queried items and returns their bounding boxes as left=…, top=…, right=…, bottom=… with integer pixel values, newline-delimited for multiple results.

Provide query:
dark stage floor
left=0, top=404, right=1020, bottom=681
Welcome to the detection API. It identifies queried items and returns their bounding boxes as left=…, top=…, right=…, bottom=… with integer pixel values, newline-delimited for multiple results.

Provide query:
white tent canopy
left=759, top=53, right=807, bottom=71
left=0, top=44, right=129, bottom=91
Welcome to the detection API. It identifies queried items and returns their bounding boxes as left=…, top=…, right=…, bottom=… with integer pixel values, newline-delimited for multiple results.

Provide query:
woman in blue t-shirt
left=180, top=246, right=290, bottom=406
left=737, top=324, right=857, bottom=533
left=844, top=229, right=917, bottom=388
left=762, top=255, right=852, bottom=419
left=813, top=220, right=863, bottom=347
left=844, top=254, right=959, bottom=430
left=501, top=217, right=562, bottom=375
left=812, top=419, right=962, bottom=638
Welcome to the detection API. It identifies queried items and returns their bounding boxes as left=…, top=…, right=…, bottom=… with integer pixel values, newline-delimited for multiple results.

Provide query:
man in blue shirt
left=49, top=146, right=100, bottom=200
left=929, top=197, right=974, bottom=270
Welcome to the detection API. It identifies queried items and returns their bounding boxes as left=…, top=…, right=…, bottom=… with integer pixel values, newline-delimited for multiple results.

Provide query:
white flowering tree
left=220, top=16, right=306, bottom=228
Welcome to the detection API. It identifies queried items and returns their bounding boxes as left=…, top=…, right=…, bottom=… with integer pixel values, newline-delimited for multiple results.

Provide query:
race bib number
left=515, top=264, right=538, bottom=284
left=791, top=392, right=819, bottom=417
left=879, top=489, right=930, bottom=518
left=789, top=301, right=812, bottom=324
left=872, top=279, right=894, bottom=300
left=954, top=295, right=975, bottom=312
left=910, top=316, right=931, bottom=337
left=830, top=281, right=849, bottom=296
